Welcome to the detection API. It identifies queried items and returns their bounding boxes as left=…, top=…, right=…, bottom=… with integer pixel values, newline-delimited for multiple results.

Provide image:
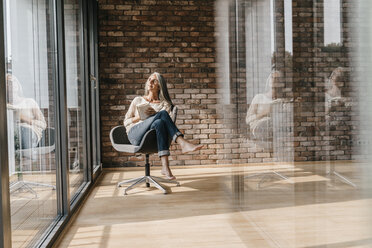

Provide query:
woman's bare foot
left=181, top=143, right=204, bottom=154
left=176, top=136, right=204, bottom=154
left=161, top=167, right=176, bottom=180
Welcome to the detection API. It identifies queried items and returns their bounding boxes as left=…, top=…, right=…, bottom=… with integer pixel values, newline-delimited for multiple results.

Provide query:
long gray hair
left=327, top=67, right=345, bottom=87
left=7, top=74, right=24, bottom=104
left=145, top=72, right=174, bottom=110
left=264, top=70, right=281, bottom=93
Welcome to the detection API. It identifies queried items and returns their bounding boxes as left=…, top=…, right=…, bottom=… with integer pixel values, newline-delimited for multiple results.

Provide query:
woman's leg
left=150, top=119, right=170, bottom=157
left=20, top=126, right=38, bottom=149
left=127, top=116, right=156, bottom=145
left=150, top=118, right=176, bottom=179
left=154, top=110, right=203, bottom=153
left=160, top=155, right=175, bottom=180
left=153, top=110, right=182, bottom=143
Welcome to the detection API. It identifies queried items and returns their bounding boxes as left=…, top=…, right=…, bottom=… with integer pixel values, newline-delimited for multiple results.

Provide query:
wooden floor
left=10, top=171, right=84, bottom=248
left=56, top=162, right=372, bottom=248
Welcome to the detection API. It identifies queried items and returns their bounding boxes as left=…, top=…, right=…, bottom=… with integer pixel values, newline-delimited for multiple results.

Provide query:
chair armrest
left=171, top=106, right=178, bottom=123
left=110, top=126, right=131, bottom=145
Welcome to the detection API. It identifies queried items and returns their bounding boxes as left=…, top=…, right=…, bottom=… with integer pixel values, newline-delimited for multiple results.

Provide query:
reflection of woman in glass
left=325, top=67, right=345, bottom=114
left=7, top=74, right=47, bottom=149
left=124, top=72, right=203, bottom=180
left=246, top=71, right=280, bottom=140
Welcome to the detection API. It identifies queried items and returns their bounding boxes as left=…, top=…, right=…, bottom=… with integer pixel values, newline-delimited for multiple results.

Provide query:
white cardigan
left=123, top=96, right=173, bottom=132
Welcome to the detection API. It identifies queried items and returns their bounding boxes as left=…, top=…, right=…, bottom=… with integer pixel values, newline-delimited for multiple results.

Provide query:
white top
left=11, top=98, right=47, bottom=142
left=124, top=96, right=173, bottom=132
left=246, top=93, right=272, bottom=125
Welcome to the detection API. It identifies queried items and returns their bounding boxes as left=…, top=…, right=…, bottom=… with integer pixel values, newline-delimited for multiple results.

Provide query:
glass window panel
left=5, top=0, right=58, bottom=247
left=324, top=0, right=341, bottom=45
left=284, top=0, right=293, bottom=54
left=215, top=0, right=372, bottom=246
left=64, top=0, right=87, bottom=200
left=215, top=0, right=231, bottom=104
left=245, top=0, right=273, bottom=101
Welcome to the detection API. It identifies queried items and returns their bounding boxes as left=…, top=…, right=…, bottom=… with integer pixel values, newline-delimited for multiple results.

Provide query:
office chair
left=10, top=127, right=56, bottom=197
left=245, top=100, right=293, bottom=188
left=325, top=97, right=356, bottom=188
left=21, top=127, right=56, bottom=159
left=110, top=107, right=180, bottom=195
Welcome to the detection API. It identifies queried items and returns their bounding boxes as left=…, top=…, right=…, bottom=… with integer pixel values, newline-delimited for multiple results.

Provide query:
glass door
left=64, top=0, right=88, bottom=202
left=4, top=0, right=59, bottom=246
left=1, top=0, right=101, bottom=246
left=88, top=0, right=101, bottom=172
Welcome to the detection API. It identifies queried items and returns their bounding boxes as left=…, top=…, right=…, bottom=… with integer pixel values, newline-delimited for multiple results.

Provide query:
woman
left=325, top=67, right=345, bottom=114
left=124, top=72, right=203, bottom=179
left=245, top=71, right=280, bottom=140
left=325, top=67, right=343, bottom=100
left=7, top=74, right=47, bottom=149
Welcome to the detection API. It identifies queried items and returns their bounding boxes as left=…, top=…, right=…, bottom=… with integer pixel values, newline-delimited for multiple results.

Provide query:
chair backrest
left=38, top=127, right=55, bottom=147
left=111, top=125, right=130, bottom=145
left=20, top=127, right=56, bottom=159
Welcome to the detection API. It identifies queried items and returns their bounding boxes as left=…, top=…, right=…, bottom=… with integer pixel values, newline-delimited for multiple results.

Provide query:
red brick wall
left=98, top=0, right=218, bottom=167
left=98, top=0, right=355, bottom=167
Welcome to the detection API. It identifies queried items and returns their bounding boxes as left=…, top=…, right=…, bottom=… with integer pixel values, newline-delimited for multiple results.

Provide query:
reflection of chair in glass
left=326, top=97, right=356, bottom=188
left=327, top=162, right=356, bottom=188
left=10, top=127, right=56, bottom=196
left=110, top=107, right=180, bottom=195
left=324, top=68, right=356, bottom=188
left=245, top=100, right=293, bottom=188
left=20, top=127, right=55, bottom=159
left=7, top=74, right=56, bottom=196
left=244, top=72, right=292, bottom=188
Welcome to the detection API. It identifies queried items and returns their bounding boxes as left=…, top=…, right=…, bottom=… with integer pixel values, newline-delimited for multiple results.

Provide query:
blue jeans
left=127, top=110, right=183, bottom=157
left=17, top=126, right=38, bottom=149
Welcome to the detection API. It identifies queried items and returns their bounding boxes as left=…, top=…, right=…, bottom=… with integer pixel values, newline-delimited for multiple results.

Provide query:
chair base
left=10, top=180, right=56, bottom=197
left=118, top=176, right=180, bottom=195
left=326, top=170, right=356, bottom=188
left=245, top=171, right=289, bottom=189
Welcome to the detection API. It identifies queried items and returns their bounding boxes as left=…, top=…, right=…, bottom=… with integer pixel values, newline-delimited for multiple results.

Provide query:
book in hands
left=136, top=103, right=152, bottom=120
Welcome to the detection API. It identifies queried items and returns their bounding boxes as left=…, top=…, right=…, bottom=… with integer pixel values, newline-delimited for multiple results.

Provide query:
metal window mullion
left=81, top=0, right=92, bottom=184
left=0, top=0, right=12, bottom=246
left=89, top=0, right=101, bottom=174
left=88, top=0, right=96, bottom=175
left=93, top=0, right=101, bottom=172
left=54, top=0, right=70, bottom=216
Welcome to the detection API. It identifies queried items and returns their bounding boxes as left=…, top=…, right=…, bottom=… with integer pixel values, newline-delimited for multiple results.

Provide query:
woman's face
left=270, top=72, right=281, bottom=99
left=7, top=75, right=21, bottom=96
left=146, top=74, right=160, bottom=94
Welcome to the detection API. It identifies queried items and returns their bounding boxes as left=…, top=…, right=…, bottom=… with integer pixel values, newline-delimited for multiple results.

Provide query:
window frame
left=0, top=0, right=102, bottom=247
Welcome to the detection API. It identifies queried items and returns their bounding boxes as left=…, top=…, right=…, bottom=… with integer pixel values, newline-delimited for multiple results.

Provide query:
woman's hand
left=19, top=113, right=34, bottom=125
left=7, top=103, right=15, bottom=110
left=132, top=116, right=141, bottom=123
left=145, top=107, right=157, bottom=116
